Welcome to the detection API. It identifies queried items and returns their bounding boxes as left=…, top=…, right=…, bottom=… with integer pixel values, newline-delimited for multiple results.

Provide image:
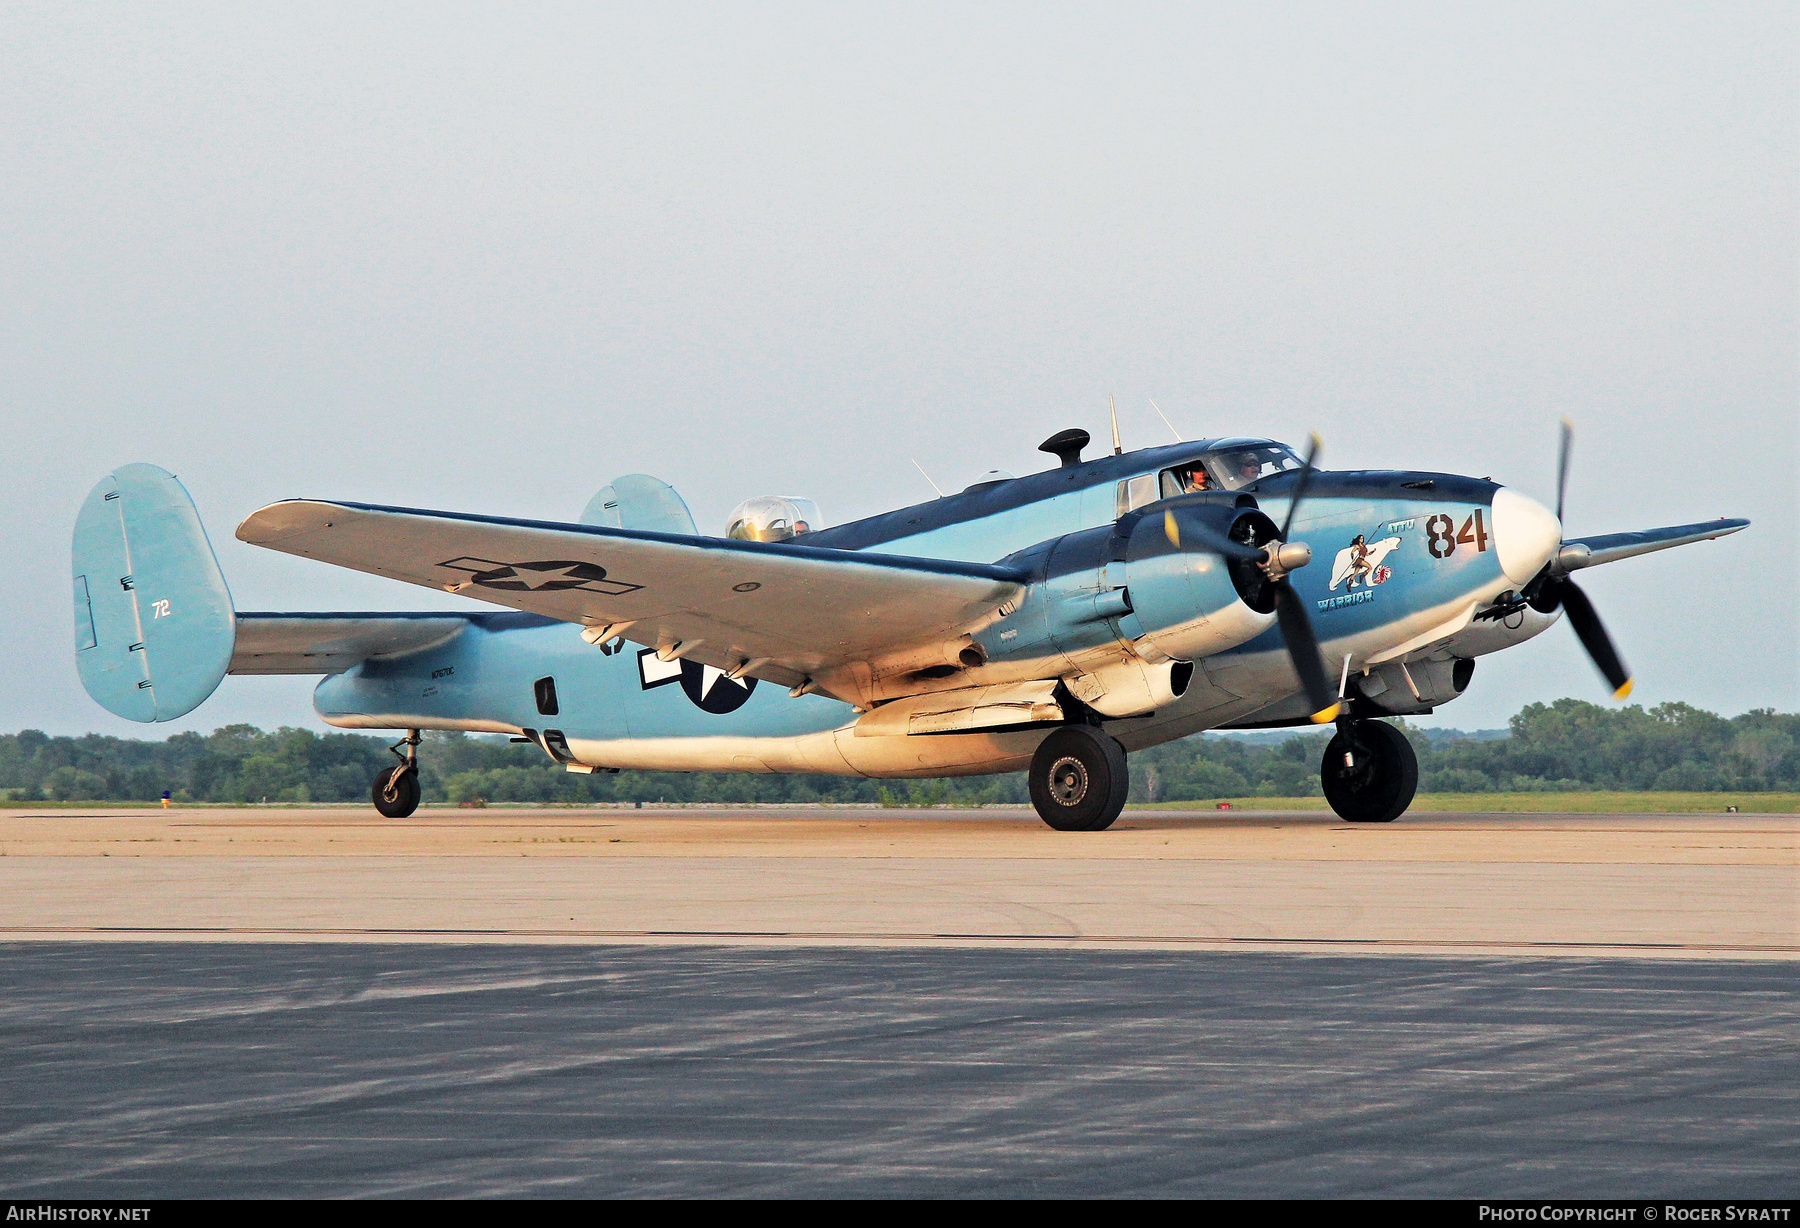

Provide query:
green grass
left=5, top=792, right=1799, bottom=814
left=1133, top=792, right=1800, bottom=814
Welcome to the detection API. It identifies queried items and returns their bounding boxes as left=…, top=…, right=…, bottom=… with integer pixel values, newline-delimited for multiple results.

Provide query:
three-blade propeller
left=1527, top=421, right=1634, bottom=698
left=1161, top=434, right=1339, bottom=723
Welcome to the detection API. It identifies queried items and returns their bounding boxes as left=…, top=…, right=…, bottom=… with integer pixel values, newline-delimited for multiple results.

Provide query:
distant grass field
left=1134, top=792, right=1800, bottom=814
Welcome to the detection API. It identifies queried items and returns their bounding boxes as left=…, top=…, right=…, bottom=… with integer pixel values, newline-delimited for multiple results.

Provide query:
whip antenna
left=910, top=458, right=946, bottom=498
left=1108, top=394, right=1123, bottom=455
left=1148, top=398, right=1182, bottom=442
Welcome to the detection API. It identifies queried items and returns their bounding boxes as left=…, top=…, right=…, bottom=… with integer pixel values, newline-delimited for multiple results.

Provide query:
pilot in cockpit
left=1171, top=464, right=1209, bottom=493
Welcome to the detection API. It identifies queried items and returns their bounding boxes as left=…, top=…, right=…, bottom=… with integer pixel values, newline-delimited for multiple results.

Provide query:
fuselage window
left=533, top=676, right=559, bottom=717
left=1114, top=474, right=1159, bottom=518
left=1159, top=464, right=1213, bottom=499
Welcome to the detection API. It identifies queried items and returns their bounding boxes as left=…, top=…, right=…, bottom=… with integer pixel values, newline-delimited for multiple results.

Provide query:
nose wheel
left=1029, top=725, right=1130, bottom=831
left=1321, top=719, right=1417, bottom=823
left=372, top=728, right=422, bottom=818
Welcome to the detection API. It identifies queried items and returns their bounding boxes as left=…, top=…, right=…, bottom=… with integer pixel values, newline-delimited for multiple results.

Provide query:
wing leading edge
left=1559, top=518, right=1749, bottom=573
left=236, top=500, right=1027, bottom=697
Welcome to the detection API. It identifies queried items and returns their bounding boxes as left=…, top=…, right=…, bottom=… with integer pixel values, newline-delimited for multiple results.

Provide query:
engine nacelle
left=1121, top=497, right=1279, bottom=665
left=1354, top=656, right=1476, bottom=715
left=955, top=497, right=1280, bottom=716
left=1065, top=657, right=1196, bottom=718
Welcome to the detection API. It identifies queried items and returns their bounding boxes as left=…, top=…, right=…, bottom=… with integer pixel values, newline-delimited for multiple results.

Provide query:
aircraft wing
left=230, top=612, right=477, bottom=674
left=1559, top=518, right=1749, bottom=573
left=236, top=500, right=1027, bottom=695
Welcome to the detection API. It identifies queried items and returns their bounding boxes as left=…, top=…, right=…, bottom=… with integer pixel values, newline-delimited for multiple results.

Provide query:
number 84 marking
left=1425, top=509, right=1487, bottom=560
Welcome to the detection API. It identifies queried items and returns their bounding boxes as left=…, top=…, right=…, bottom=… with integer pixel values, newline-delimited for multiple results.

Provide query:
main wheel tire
left=372, top=765, right=421, bottom=818
left=1029, top=725, right=1130, bottom=832
left=1321, top=720, right=1417, bottom=823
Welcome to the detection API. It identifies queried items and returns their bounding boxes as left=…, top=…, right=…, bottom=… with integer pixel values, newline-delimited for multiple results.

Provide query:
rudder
left=580, top=474, right=697, bottom=535
left=72, top=464, right=235, bottom=721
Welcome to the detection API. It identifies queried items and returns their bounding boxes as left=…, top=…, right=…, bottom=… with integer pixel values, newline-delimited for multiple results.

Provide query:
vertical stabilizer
left=71, top=464, right=235, bottom=721
left=580, top=474, right=698, bottom=535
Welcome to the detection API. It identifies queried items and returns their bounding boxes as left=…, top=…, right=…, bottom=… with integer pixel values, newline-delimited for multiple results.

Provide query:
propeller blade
left=1278, top=432, right=1322, bottom=543
left=1554, top=577, right=1633, bottom=699
left=1555, top=418, right=1573, bottom=524
left=1162, top=508, right=1264, bottom=563
left=1273, top=581, right=1339, bottom=722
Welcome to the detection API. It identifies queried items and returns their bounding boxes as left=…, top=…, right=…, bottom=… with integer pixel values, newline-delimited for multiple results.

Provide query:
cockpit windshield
left=1156, top=442, right=1304, bottom=499
left=725, top=495, right=825, bottom=542
left=1204, top=442, right=1305, bottom=491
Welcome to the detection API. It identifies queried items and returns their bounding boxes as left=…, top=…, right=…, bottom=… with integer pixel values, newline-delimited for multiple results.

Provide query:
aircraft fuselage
left=313, top=439, right=1563, bottom=778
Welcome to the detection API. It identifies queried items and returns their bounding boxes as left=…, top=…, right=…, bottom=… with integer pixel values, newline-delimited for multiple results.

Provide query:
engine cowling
left=1122, top=497, right=1280, bottom=665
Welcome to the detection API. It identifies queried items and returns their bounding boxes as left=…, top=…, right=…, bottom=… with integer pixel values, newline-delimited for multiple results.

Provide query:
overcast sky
left=2, top=2, right=1793, bottom=738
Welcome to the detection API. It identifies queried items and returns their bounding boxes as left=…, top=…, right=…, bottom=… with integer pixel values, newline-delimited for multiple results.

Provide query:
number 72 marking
left=151, top=599, right=171, bottom=618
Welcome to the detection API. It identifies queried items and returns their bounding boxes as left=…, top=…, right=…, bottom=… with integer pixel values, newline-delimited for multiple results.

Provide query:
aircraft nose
left=1489, top=488, right=1563, bottom=584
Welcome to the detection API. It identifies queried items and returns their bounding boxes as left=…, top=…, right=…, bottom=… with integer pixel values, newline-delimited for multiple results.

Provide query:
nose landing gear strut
left=372, top=728, right=422, bottom=818
left=1321, top=718, right=1418, bottom=823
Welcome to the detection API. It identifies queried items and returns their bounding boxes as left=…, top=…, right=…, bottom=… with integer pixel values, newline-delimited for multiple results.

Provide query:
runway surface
left=0, top=943, right=1793, bottom=1198
left=0, top=808, right=1792, bottom=1197
left=0, top=807, right=1792, bottom=956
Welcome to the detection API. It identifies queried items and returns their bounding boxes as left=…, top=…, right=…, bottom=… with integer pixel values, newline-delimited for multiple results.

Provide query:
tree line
left=1, top=698, right=1794, bottom=806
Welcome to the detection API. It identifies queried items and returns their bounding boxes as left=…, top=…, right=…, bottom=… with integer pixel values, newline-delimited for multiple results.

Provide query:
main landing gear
left=372, top=728, right=422, bottom=819
left=1321, top=719, right=1418, bottom=823
left=1029, top=725, right=1130, bottom=831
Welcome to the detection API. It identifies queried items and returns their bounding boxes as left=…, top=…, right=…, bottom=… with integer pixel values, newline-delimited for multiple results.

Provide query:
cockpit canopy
left=1116, top=440, right=1307, bottom=516
left=1208, top=441, right=1306, bottom=490
left=725, top=495, right=825, bottom=542
left=1162, top=441, right=1305, bottom=496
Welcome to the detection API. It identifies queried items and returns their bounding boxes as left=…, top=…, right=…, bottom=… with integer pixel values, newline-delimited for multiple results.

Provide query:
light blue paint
left=72, top=575, right=97, bottom=652
left=1223, top=496, right=1506, bottom=655
left=873, top=478, right=1130, bottom=563
left=580, top=474, right=697, bottom=535
left=71, top=464, right=235, bottom=722
left=315, top=617, right=853, bottom=743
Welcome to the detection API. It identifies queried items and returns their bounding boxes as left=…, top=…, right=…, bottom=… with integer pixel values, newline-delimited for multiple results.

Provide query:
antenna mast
left=910, top=458, right=946, bottom=498
left=1109, top=394, right=1122, bottom=455
left=1148, top=398, right=1183, bottom=442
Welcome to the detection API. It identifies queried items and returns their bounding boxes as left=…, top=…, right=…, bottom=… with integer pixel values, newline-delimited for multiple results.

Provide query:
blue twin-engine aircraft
left=72, top=422, right=1746, bottom=830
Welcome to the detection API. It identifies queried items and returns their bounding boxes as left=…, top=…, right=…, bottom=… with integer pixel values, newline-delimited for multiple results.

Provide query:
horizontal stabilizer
left=1559, top=518, right=1749, bottom=573
left=231, top=612, right=476, bottom=674
left=72, top=464, right=235, bottom=722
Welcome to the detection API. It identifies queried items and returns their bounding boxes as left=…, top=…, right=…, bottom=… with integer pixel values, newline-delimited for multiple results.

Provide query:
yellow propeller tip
left=1613, top=679, right=1635, bottom=700
left=1163, top=509, right=1179, bottom=548
left=1310, top=703, right=1341, bottom=724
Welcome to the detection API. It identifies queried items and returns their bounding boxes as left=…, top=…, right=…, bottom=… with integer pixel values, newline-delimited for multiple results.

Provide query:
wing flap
left=236, top=500, right=1026, bottom=693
